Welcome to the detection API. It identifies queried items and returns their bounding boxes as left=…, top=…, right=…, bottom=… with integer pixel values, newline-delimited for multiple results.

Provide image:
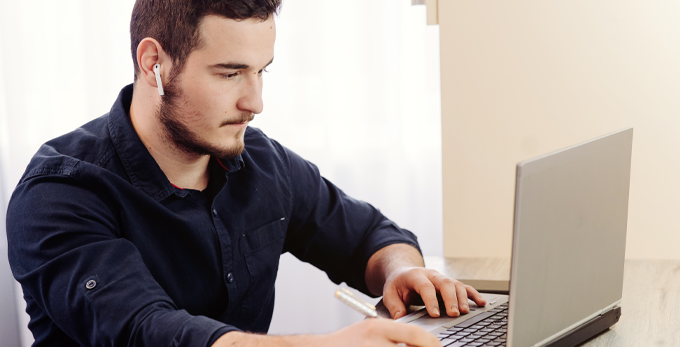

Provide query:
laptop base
left=546, top=306, right=622, bottom=347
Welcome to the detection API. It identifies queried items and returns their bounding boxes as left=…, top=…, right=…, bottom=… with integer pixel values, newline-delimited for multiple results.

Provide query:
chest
left=113, top=169, right=290, bottom=322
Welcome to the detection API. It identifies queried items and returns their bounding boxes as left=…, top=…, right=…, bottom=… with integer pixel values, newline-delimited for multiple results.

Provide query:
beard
left=156, top=77, right=253, bottom=159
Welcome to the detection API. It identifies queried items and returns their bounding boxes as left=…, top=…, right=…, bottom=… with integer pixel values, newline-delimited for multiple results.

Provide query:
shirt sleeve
left=277, top=144, right=422, bottom=297
left=6, top=175, right=238, bottom=347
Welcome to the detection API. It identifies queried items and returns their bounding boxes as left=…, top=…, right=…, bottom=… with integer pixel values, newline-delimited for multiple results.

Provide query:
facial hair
left=156, top=76, right=253, bottom=159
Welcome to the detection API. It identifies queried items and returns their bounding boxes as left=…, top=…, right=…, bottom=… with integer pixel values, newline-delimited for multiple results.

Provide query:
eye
left=258, top=68, right=269, bottom=75
left=221, top=72, right=239, bottom=79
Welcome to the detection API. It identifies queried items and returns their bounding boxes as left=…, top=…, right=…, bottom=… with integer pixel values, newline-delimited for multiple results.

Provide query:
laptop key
left=440, top=340, right=465, bottom=347
left=454, top=311, right=496, bottom=328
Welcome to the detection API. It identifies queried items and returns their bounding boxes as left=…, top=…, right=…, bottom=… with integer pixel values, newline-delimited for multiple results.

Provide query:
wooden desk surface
left=392, top=257, right=680, bottom=346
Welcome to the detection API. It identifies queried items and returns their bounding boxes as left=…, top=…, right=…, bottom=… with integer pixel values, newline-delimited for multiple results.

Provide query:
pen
left=334, top=288, right=379, bottom=318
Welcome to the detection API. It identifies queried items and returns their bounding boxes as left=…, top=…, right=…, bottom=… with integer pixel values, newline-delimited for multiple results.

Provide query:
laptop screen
left=507, top=128, right=633, bottom=347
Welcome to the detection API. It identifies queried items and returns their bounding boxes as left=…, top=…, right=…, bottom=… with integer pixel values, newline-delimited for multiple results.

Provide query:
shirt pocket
left=240, top=218, right=286, bottom=320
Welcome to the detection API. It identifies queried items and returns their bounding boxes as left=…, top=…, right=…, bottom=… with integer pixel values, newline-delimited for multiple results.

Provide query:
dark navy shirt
left=6, top=85, right=421, bottom=347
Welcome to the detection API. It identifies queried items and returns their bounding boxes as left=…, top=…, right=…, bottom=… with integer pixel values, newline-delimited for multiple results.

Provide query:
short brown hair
left=130, top=0, right=281, bottom=80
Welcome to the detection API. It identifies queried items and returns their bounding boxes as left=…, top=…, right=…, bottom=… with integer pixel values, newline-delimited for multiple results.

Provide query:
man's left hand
left=382, top=267, right=487, bottom=320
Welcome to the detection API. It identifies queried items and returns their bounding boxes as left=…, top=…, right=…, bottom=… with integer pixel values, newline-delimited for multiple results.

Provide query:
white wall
left=0, top=0, right=442, bottom=344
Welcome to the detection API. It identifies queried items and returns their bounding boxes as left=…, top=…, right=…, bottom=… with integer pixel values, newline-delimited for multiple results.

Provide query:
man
left=6, top=1, right=486, bottom=346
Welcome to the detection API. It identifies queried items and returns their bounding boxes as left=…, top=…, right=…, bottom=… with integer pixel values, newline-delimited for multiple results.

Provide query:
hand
left=211, top=319, right=441, bottom=347
left=382, top=267, right=487, bottom=320
left=321, top=318, right=442, bottom=347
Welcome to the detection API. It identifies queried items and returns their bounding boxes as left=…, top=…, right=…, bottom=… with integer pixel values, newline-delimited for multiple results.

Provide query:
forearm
left=212, top=331, right=322, bottom=347
left=365, top=243, right=425, bottom=296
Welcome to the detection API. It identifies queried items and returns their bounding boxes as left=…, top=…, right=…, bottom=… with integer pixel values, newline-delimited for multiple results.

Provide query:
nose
left=237, top=74, right=264, bottom=115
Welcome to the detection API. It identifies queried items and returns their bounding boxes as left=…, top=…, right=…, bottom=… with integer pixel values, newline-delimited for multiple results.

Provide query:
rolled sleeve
left=278, top=144, right=421, bottom=297
left=6, top=176, right=238, bottom=347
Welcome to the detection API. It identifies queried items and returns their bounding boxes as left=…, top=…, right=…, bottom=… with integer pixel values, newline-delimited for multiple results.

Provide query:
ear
left=136, top=38, right=168, bottom=91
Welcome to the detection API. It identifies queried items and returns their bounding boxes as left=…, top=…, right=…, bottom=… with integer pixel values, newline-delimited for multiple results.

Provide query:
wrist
left=365, top=244, right=424, bottom=296
left=211, top=331, right=247, bottom=347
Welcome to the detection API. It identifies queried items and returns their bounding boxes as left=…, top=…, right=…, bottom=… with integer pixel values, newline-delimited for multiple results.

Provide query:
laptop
left=399, top=128, right=633, bottom=347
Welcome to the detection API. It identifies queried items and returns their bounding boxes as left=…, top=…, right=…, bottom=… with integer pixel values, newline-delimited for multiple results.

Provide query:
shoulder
left=241, top=127, right=321, bottom=189
left=243, top=126, right=290, bottom=167
left=19, top=114, right=114, bottom=184
left=244, top=126, right=284, bottom=151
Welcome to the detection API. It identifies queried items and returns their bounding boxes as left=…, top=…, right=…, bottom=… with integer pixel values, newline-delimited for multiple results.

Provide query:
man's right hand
left=321, top=318, right=442, bottom=347
left=212, top=318, right=442, bottom=347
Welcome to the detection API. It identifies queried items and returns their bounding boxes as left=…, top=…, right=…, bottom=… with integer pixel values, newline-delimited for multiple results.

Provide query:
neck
left=129, top=85, right=210, bottom=191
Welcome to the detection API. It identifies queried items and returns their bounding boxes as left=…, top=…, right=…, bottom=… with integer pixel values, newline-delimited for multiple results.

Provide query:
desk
left=377, top=257, right=680, bottom=347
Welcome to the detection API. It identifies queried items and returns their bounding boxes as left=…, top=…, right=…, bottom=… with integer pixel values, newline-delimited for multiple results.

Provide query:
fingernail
left=432, top=306, right=440, bottom=316
left=394, top=310, right=401, bottom=318
left=451, top=305, right=459, bottom=316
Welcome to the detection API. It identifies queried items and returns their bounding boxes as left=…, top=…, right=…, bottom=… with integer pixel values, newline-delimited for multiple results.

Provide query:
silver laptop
left=400, top=128, right=633, bottom=347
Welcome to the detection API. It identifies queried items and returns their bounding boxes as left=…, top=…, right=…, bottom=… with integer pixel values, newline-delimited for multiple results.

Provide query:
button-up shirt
left=6, top=84, right=421, bottom=347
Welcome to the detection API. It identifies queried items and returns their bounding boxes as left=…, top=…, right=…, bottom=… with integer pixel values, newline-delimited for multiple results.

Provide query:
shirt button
left=212, top=209, right=218, bottom=217
left=85, top=280, right=97, bottom=290
left=226, top=272, right=234, bottom=283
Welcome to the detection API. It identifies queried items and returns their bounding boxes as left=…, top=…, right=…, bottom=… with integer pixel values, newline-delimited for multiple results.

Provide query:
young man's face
left=158, top=15, right=275, bottom=159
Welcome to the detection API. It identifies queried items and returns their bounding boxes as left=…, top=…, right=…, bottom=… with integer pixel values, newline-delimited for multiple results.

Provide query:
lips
left=221, top=114, right=254, bottom=126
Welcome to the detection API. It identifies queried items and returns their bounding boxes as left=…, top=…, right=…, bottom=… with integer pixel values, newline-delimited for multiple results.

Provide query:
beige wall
left=437, top=0, right=680, bottom=259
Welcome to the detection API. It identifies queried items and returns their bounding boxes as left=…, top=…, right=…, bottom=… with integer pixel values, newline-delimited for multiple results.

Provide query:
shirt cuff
left=165, top=312, right=242, bottom=347
left=206, top=323, right=241, bottom=347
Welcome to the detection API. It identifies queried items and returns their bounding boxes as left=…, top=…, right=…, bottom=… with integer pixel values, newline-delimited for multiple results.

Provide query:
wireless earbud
left=153, top=63, right=164, bottom=96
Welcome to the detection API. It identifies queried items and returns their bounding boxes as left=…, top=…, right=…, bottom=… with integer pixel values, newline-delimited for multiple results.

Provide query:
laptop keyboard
left=436, top=302, right=508, bottom=347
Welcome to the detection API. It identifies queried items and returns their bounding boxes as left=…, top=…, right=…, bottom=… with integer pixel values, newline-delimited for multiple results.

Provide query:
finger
left=455, top=282, right=470, bottom=314
left=382, top=322, right=442, bottom=347
left=429, top=275, right=460, bottom=317
left=413, top=278, right=439, bottom=317
left=383, top=286, right=408, bottom=319
left=465, top=285, right=487, bottom=307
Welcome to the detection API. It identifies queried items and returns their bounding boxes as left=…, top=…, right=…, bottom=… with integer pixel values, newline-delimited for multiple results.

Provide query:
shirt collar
left=107, top=84, right=244, bottom=201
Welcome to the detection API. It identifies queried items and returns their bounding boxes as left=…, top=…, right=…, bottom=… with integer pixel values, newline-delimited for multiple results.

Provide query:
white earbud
left=153, top=63, right=164, bottom=96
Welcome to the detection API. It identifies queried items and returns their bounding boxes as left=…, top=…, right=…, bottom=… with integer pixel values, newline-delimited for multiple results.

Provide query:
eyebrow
left=210, top=57, right=274, bottom=71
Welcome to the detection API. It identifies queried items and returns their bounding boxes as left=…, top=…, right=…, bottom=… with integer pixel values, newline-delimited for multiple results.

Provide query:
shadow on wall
left=0, top=158, right=21, bottom=347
